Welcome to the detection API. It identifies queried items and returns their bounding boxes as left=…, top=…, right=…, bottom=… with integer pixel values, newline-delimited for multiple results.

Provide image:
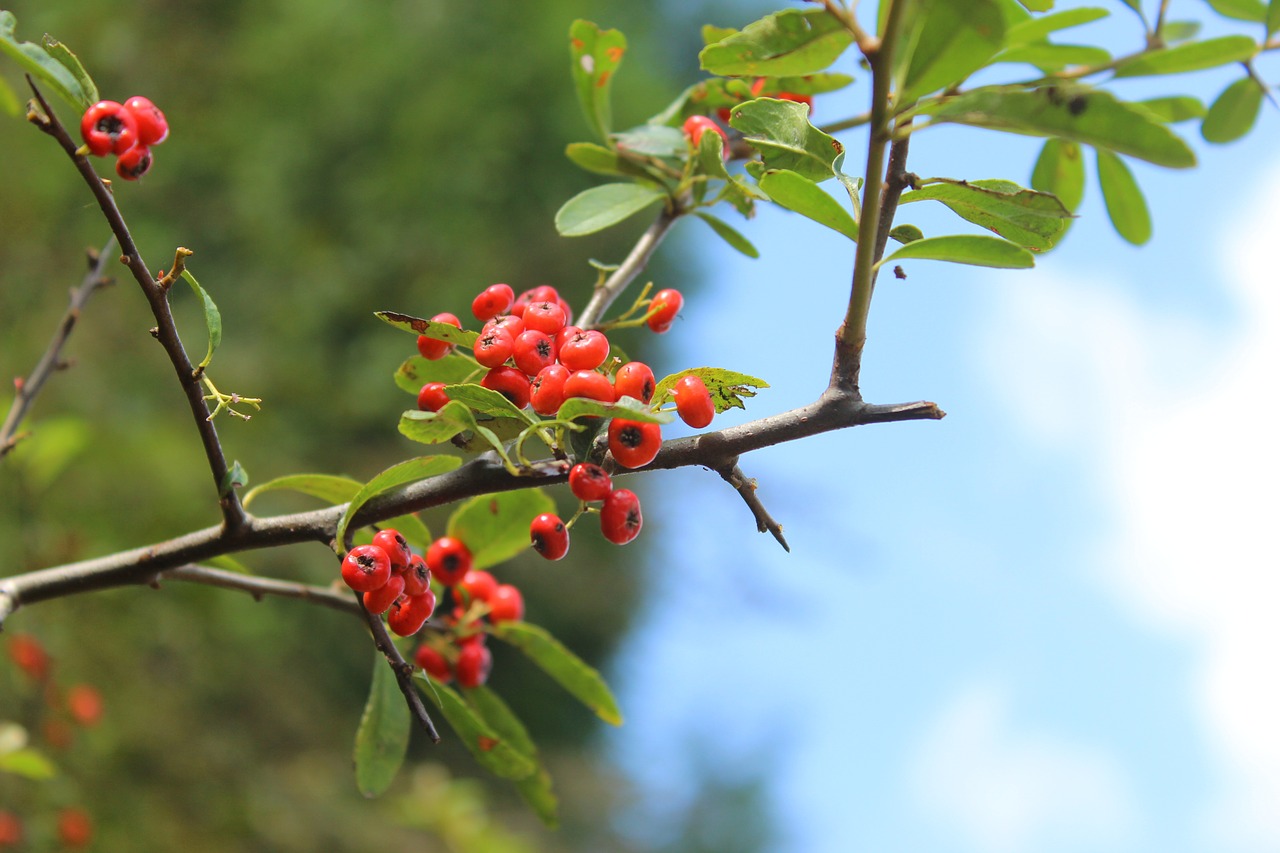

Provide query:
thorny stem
left=578, top=206, right=682, bottom=328
left=358, top=593, right=441, bottom=742
left=716, top=462, right=789, bottom=552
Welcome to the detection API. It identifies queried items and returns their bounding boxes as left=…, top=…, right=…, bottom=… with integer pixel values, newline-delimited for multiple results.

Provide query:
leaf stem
left=577, top=207, right=681, bottom=328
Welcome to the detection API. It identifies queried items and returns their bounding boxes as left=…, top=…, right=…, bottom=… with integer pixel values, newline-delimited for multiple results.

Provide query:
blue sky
left=606, top=4, right=1280, bottom=852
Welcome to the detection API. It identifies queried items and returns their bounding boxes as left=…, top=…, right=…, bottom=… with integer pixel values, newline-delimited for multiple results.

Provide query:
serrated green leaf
left=354, top=655, right=411, bottom=798
left=693, top=212, right=760, bottom=258
left=447, top=489, right=556, bottom=569
left=180, top=269, right=222, bottom=372
left=699, top=9, right=853, bottom=77
left=1114, top=35, right=1256, bottom=77
left=651, top=367, right=770, bottom=413
left=0, top=11, right=88, bottom=110
left=493, top=622, right=622, bottom=726
left=1006, top=7, right=1109, bottom=44
left=443, top=383, right=537, bottom=424
left=880, top=234, right=1036, bottom=268
left=996, top=42, right=1112, bottom=70
left=890, top=224, right=925, bottom=244
left=1205, top=0, right=1268, bottom=22
left=730, top=98, right=844, bottom=182
left=394, top=354, right=480, bottom=396
left=555, top=183, right=666, bottom=237
left=917, top=84, right=1196, bottom=168
left=336, top=455, right=463, bottom=549
left=376, top=311, right=479, bottom=348
left=569, top=20, right=626, bottom=143
left=556, top=395, right=674, bottom=424
left=41, top=35, right=97, bottom=105
left=1136, top=95, right=1206, bottom=123
left=758, top=169, right=859, bottom=241
left=1030, top=138, right=1084, bottom=212
left=242, top=473, right=361, bottom=508
left=0, top=747, right=56, bottom=780
left=1201, top=76, right=1265, bottom=143
left=900, top=178, right=1071, bottom=250
left=1096, top=149, right=1152, bottom=245
left=418, top=677, right=537, bottom=780
left=220, top=461, right=249, bottom=497
left=901, top=0, right=1008, bottom=102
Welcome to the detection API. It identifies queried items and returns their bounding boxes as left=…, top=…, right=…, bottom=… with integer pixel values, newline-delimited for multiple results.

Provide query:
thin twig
left=716, top=461, right=789, bottom=551
left=577, top=206, right=683, bottom=329
left=357, top=593, right=440, bottom=742
left=160, top=563, right=361, bottom=615
left=872, top=132, right=913, bottom=267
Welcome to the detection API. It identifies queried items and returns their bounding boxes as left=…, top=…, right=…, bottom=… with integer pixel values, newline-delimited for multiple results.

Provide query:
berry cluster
left=413, top=569, right=524, bottom=689
left=340, top=528, right=437, bottom=636
left=79, top=96, right=169, bottom=181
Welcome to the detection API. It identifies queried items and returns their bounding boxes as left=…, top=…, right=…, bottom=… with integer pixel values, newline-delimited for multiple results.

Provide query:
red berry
left=608, top=418, right=662, bottom=468
left=647, top=288, right=683, bottom=333
left=372, top=528, right=411, bottom=573
left=402, top=554, right=432, bottom=596
left=6, top=634, right=50, bottom=681
left=80, top=100, right=138, bottom=156
left=417, top=382, right=450, bottom=412
left=471, top=283, right=515, bottom=322
left=481, top=365, right=531, bottom=409
left=56, top=808, right=92, bottom=849
left=672, top=374, right=715, bottom=429
left=682, top=114, right=729, bottom=153
left=488, top=584, right=525, bottom=623
left=512, top=329, right=557, bottom=376
left=455, top=641, right=493, bottom=688
left=614, top=361, right=656, bottom=404
left=66, top=684, right=103, bottom=727
left=484, top=314, right=525, bottom=338
left=387, top=590, right=436, bottom=636
left=459, top=569, right=498, bottom=603
left=474, top=326, right=515, bottom=368
left=523, top=300, right=567, bottom=334
left=341, top=544, right=392, bottom=592
left=363, top=572, right=405, bottom=615
left=530, top=513, right=570, bottom=560
left=0, top=811, right=21, bottom=846
left=568, top=462, right=612, bottom=501
left=555, top=324, right=583, bottom=352
left=601, top=488, right=643, bottom=544
left=530, top=363, right=570, bottom=415
left=528, top=285, right=561, bottom=303
left=558, top=329, right=610, bottom=371
left=426, top=536, right=473, bottom=586
left=115, top=145, right=153, bottom=180
left=414, top=644, right=452, bottom=682
left=123, top=95, right=169, bottom=145
left=558, top=297, right=575, bottom=326
left=563, top=369, right=615, bottom=404
left=417, top=312, right=462, bottom=360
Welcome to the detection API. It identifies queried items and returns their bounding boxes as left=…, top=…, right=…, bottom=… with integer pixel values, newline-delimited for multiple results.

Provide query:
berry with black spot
left=426, top=536, right=473, bottom=586
left=341, top=544, right=392, bottom=592
left=613, top=361, right=655, bottom=404
left=601, top=488, right=643, bottom=545
left=372, top=528, right=410, bottom=573
left=568, top=462, right=612, bottom=502
left=80, top=100, right=138, bottom=156
left=608, top=418, right=662, bottom=468
left=530, top=513, right=570, bottom=560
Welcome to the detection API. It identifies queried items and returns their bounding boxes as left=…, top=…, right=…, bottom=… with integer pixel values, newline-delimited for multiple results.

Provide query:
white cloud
left=910, top=683, right=1139, bottom=853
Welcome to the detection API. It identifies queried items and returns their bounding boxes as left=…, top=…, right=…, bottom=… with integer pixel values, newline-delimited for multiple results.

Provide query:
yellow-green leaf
left=1096, top=149, right=1151, bottom=245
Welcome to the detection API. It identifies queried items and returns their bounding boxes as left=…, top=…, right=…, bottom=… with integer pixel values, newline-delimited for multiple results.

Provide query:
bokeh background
left=3, top=1, right=1279, bottom=852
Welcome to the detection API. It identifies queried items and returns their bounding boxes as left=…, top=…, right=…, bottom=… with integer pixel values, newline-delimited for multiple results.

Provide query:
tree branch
left=357, top=593, right=441, bottom=742
left=577, top=206, right=682, bottom=328
left=714, top=461, right=789, bottom=551
left=159, top=563, right=361, bottom=615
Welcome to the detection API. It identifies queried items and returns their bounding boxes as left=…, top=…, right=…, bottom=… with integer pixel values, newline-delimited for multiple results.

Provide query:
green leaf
left=375, top=311, right=479, bottom=348
left=569, top=20, right=626, bottom=142
left=393, top=354, right=480, bottom=396
left=651, top=367, right=770, bottom=413
left=757, top=169, right=858, bottom=241
left=1205, top=0, right=1268, bottom=22
left=901, top=0, right=1009, bottom=102
left=702, top=24, right=738, bottom=46
left=730, top=98, right=844, bottom=182
left=900, top=178, right=1071, bottom=251
left=695, top=128, right=732, bottom=179
left=554, top=183, right=666, bottom=237
left=379, top=513, right=433, bottom=551
left=556, top=395, right=674, bottom=424
left=1161, top=20, right=1203, bottom=42
left=464, top=686, right=559, bottom=828
left=336, top=455, right=462, bottom=549
left=0, top=76, right=19, bottom=117
left=1096, top=149, right=1152, bottom=245
left=565, top=142, right=648, bottom=178
left=181, top=269, right=222, bottom=372
left=206, top=555, right=254, bottom=574
left=220, top=460, right=249, bottom=497
left=1136, top=95, right=1206, bottom=123
left=447, top=488, right=556, bottom=569
left=399, top=401, right=479, bottom=445
left=996, top=42, right=1112, bottom=70
left=890, top=224, right=925, bottom=244
left=443, top=383, right=536, bottom=424
left=693, top=212, right=760, bottom=258
left=0, top=747, right=56, bottom=780
left=242, top=473, right=361, bottom=508
left=1201, top=76, right=1265, bottom=143
left=354, top=656, right=411, bottom=798
left=1269, top=0, right=1280, bottom=35
left=492, top=622, right=623, bottom=726
left=1030, top=138, right=1084, bottom=212
left=1016, top=0, right=1055, bottom=10
left=916, top=84, right=1196, bottom=168
left=417, top=677, right=537, bottom=780
left=1006, top=7, right=1109, bottom=44
left=613, top=124, right=686, bottom=158
left=880, top=234, right=1036, bottom=268
left=41, top=35, right=98, bottom=105
left=699, top=9, right=853, bottom=77
left=0, top=11, right=89, bottom=110
left=1113, top=35, right=1257, bottom=77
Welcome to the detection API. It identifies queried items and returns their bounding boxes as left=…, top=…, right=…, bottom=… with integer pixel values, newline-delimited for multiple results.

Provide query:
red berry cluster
left=340, top=528, right=438, bottom=636
left=412, top=567, right=525, bottom=689
left=79, top=96, right=169, bottom=181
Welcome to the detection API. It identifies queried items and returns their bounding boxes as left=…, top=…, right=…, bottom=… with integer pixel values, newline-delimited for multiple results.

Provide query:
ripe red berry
left=614, top=361, right=656, bottom=404
left=512, top=329, right=557, bottom=376
left=402, top=554, right=432, bottom=596
left=417, top=312, right=462, bottom=360
left=474, top=326, right=515, bottom=368
left=80, top=100, right=138, bottom=156
left=363, top=572, right=405, bottom=615
left=601, top=488, right=643, bottom=545
left=66, top=684, right=103, bottom=727
left=471, top=283, right=515, bottom=322
left=387, top=590, right=436, bottom=637
left=647, top=288, right=683, bottom=333
left=558, top=297, right=575, bottom=326
left=426, top=536, right=473, bottom=586
left=0, top=810, right=21, bottom=846
left=682, top=114, right=729, bottom=153
left=523, top=300, right=568, bottom=334
left=459, top=569, right=498, bottom=603
left=56, top=808, right=93, bottom=849
left=568, top=462, right=612, bottom=501
left=455, top=641, right=493, bottom=688
left=558, top=329, right=610, bottom=371
left=530, top=513, right=570, bottom=560
left=372, top=528, right=411, bottom=573
left=123, top=95, right=169, bottom=144
left=484, top=314, right=525, bottom=338
left=341, top=544, right=392, bottom=592
left=563, top=369, right=615, bottom=404
left=417, top=381, right=450, bottom=412
left=608, top=418, right=662, bottom=468
left=672, top=374, right=715, bottom=429
left=530, top=363, right=570, bottom=415
left=414, top=644, right=452, bottom=682
left=115, top=145, right=153, bottom=180
left=481, top=365, right=531, bottom=409
left=488, top=583, right=525, bottom=623
left=528, top=285, right=561, bottom=303
left=6, top=634, right=50, bottom=681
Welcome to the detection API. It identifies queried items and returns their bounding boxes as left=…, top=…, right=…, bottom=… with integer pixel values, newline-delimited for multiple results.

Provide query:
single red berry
left=613, top=361, right=656, bottom=404
left=123, top=95, right=169, bottom=145
left=66, top=684, right=103, bottom=727
left=530, top=513, right=570, bottom=560
left=6, top=634, right=50, bottom=681
left=363, top=572, right=405, bottom=615
left=80, top=100, right=138, bottom=156
left=474, top=326, right=515, bottom=368
left=340, top=544, right=392, bottom=592
left=523, top=300, right=567, bottom=334
left=601, top=488, right=643, bottom=544
left=682, top=114, right=729, bottom=154
left=459, top=569, right=498, bottom=603
left=647, top=288, right=683, bottom=333
left=672, top=374, right=715, bottom=429
left=0, top=811, right=21, bottom=846
left=402, top=554, right=432, bottom=596
left=488, top=583, right=525, bottom=623
left=472, top=283, right=515, bottom=322
left=569, top=462, right=612, bottom=502
left=372, top=528, right=410, bottom=573
left=484, top=314, right=525, bottom=338
left=455, top=641, right=493, bottom=688
left=414, top=644, right=453, bottom=682
left=417, top=312, right=462, bottom=360
left=555, top=324, right=583, bottom=352
left=426, top=536, right=473, bottom=586
left=528, top=285, right=561, bottom=303
left=563, top=369, right=615, bottom=404
left=417, top=382, right=450, bottom=412
left=558, top=297, right=575, bottom=326
left=387, top=590, right=436, bottom=637
left=481, top=365, right=531, bottom=409
left=530, top=363, right=570, bottom=415
left=558, top=329, right=610, bottom=371
left=56, top=808, right=93, bottom=849
left=608, top=418, right=662, bottom=468
left=115, top=144, right=153, bottom=180
left=512, top=329, right=557, bottom=376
